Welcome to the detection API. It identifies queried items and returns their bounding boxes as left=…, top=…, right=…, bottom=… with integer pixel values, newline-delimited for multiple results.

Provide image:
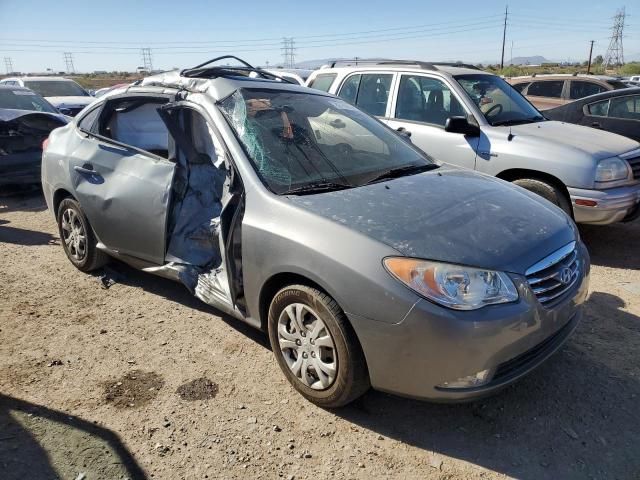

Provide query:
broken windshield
left=219, top=88, right=434, bottom=194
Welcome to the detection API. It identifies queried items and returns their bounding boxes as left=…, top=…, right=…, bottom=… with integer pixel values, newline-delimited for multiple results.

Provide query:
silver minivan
left=307, top=61, right=640, bottom=225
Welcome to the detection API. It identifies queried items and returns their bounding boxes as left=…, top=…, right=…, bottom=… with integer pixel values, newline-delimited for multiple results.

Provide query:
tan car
left=509, top=74, right=628, bottom=110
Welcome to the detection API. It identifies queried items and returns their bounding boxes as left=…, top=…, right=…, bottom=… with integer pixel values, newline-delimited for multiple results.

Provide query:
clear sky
left=0, top=0, right=636, bottom=73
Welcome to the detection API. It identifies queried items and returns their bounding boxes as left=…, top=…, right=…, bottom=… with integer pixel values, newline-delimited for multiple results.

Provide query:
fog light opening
left=437, top=368, right=495, bottom=389
left=575, top=199, right=598, bottom=207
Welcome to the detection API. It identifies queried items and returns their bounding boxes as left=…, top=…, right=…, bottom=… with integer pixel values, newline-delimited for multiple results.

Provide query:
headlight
left=384, top=258, right=518, bottom=310
left=595, top=157, right=629, bottom=184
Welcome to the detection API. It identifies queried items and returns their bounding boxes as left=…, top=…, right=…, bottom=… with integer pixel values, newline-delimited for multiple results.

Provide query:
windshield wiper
left=281, top=181, right=353, bottom=195
left=492, top=116, right=545, bottom=126
left=364, top=163, right=439, bottom=185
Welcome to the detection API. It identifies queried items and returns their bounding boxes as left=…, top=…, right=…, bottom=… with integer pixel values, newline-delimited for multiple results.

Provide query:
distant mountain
left=505, top=56, right=550, bottom=66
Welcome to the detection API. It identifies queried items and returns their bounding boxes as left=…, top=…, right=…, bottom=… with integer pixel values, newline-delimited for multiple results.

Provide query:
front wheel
left=268, top=285, right=369, bottom=408
left=512, top=178, right=573, bottom=217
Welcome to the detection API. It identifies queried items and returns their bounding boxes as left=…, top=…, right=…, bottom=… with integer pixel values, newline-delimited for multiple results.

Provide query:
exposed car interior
left=395, top=76, right=465, bottom=126
left=100, top=98, right=170, bottom=158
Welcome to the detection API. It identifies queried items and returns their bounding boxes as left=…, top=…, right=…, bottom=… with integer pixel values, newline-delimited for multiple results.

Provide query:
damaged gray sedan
left=42, top=57, right=589, bottom=407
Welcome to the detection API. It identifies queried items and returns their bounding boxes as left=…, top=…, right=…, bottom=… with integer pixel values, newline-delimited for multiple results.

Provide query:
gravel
left=1, top=191, right=639, bottom=480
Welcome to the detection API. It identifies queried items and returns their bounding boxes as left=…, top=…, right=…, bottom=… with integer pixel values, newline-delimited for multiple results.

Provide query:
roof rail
left=180, top=55, right=297, bottom=84
left=327, top=59, right=481, bottom=71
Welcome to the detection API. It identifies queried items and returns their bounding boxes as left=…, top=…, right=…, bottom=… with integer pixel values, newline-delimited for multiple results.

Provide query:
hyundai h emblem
left=559, top=267, right=573, bottom=285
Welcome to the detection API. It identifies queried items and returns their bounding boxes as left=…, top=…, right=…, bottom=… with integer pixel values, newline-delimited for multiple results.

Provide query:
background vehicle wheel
left=512, top=178, right=573, bottom=217
left=57, top=198, right=108, bottom=272
left=268, top=284, right=369, bottom=408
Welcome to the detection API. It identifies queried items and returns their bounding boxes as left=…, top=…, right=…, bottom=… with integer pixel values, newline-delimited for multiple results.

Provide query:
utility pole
left=141, top=48, right=153, bottom=72
left=500, top=5, right=508, bottom=69
left=63, top=52, right=75, bottom=74
left=604, top=7, right=626, bottom=70
left=587, top=40, right=595, bottom=74
left=4, top=57, right=13, bottom=74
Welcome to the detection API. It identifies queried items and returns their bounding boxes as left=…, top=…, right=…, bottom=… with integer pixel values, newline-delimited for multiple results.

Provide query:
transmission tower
left=604, top=7, right=626, bottom=68
left=141, top=48, right=153, bottom=72
left=4, top=57, right=13, bottom=74
left=281, top=38, right=296, bottom=68
left=63, top=52, right=75, bottom=73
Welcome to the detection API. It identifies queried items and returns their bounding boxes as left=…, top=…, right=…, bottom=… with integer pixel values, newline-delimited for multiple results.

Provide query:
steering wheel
left=485, top=103, right=503, bottom=117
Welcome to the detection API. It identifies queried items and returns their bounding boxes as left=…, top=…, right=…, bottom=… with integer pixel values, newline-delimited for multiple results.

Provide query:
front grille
left=526, top=242, right=580, bottom=306
left=627, top=155, right=640, bottom=180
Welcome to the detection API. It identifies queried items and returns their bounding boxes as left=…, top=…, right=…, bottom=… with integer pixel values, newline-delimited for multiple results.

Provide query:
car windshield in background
left=0, top=89, right=58, bottom=113
left=23, top=80, right=89, bottom=97
left=220, top=89, right=435, bottom=194
left=455, top=74, right=545, bottom=127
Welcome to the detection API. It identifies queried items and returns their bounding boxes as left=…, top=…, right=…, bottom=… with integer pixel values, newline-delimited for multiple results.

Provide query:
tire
left=57, top=198, right=108, bottom=272
left=268, top=285, right=369, bottom=408
left=512, top=178, right=573, bottom=217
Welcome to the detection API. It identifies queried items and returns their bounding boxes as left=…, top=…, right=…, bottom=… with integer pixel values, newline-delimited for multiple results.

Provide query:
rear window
left=512, top=82, right=530, bottom=93
left=569, top=81, right=607, bottom=99
left=308, top=74, right=337, bottom=92
left=606, top=80, right=630, bottom=90
left=527, top=81, right=564, bottom=98
left=0, top=89, right=58, bottom=113
left=23, top=80, right=89, bottom=97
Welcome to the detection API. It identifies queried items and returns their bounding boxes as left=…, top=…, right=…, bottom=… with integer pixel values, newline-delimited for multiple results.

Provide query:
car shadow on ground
left=334, top=290, right=640, bottom=480
left=0, top=186, right=48, bottom=214
left=580, top=222, right=640, bottom=270
left=0, top=220, right=59, bottom=246
left=94, top=260, right=640, bottom=479
left=0, top=394, right=146, bottom=480
left=97, top=261, right=270, bottom=349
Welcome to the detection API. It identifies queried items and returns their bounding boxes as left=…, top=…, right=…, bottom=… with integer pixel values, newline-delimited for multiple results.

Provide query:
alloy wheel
left=60, top=208, right=87, bottom=262
left=277, top=303, right=337, bottom=390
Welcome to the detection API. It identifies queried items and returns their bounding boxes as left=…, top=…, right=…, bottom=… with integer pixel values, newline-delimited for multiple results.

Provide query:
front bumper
left=348, top=243, right=590, bottom=402
left=569, top=184, right=640, bottom=225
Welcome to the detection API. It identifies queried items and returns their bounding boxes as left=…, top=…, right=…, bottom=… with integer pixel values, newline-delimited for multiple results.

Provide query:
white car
left=0, top=76, right=94, bottom=116
left=306, top=60, right=640, bottom=225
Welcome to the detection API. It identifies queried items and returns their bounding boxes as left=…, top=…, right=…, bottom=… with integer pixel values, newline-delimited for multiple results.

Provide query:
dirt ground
left=0, top=189, right=639, bottom=480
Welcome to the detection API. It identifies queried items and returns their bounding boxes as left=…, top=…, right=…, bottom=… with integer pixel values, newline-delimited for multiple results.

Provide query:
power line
left=63, top=52, right=75, bottom=73
left=0, top=19, right=506, bottom=51
left=4, top=57, right=13, bottom=74
left=587, top=40, right=595, bottom=74
left=0, top=14, right=506, bottom=46
left=604, top=7, right=626, bottom=68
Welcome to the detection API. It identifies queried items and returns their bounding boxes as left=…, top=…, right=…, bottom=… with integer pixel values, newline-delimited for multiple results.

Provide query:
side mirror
left=444, top=116, right=480, bottom=136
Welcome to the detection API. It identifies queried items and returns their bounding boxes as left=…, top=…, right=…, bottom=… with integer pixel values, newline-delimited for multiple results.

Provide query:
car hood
left=44, top=96, right=94, bottom=108
left=508, top=120, right=640, bottom=158
left=286, top=166, right=577, bottom=275
left=0, top=108, right=68, bottom=124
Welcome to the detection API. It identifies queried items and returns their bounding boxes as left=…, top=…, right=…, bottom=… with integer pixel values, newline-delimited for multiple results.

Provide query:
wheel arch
left=52, top=188, right=76, bottom=216
left=495, top=168, right=573, bottom=214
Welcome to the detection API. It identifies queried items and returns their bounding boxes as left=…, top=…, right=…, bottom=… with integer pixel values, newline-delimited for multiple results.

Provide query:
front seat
left=426, top=90, right=448, bottom=126
left=396, top=79, right=425, bottom=122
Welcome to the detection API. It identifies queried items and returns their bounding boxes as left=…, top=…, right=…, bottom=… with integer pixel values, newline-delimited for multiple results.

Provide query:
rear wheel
left=512, top=178, right=573, bottom=217
left=57, top=198, right=108, bottom=272
left=268, top=285, right=369, bottom=408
